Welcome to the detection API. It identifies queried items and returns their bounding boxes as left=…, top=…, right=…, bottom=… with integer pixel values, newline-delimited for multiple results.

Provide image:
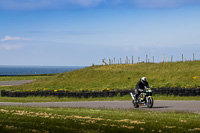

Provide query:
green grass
left=0, top=106, right=199, bottom=133
left=0, top=75, right=49, bottom=81
left=3, top=61, right=200, bottom=91
left=0, top=95, right=199, bottom=103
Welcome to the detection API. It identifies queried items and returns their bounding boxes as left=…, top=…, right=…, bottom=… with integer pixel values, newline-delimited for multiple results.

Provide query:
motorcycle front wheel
left=147, top=97, right=154, bottom=108
left=132, top=100, right=139, bottom=108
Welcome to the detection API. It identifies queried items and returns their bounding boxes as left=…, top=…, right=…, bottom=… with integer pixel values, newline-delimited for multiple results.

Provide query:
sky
left=0, top=0, right=200, bottom=66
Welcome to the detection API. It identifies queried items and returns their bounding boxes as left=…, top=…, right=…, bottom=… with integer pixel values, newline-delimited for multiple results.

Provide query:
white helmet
left=141, top=77, right=147, bottom=84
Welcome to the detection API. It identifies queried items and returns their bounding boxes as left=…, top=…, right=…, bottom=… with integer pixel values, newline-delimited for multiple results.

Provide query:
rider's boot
left=135, top=94, right=139, bottom=103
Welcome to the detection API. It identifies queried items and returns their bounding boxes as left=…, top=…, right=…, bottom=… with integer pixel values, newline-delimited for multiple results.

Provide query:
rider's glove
left=138, top=89, right=144, bottom=92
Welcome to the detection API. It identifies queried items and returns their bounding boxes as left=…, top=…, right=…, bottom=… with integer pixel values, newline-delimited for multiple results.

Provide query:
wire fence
left=102, top=53, right=199, bottom=65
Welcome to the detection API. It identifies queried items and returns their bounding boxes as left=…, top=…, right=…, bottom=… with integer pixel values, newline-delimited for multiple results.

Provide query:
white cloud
left=0, top=0, right=104, bottom=11
left=0, top=35, right=30, bottom=50
left=132, top=0, right=198, bottom=8
left=69, top=0, right=103, bottom=7
left=1, top=35, right=31, bottom=41
left=0, top=0, right=200, bottom=10
left=1, top=44, right=23, bottom=50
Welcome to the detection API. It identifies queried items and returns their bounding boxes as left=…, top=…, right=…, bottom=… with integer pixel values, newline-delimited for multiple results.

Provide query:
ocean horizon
left=0, top=65, right=86, bottom=75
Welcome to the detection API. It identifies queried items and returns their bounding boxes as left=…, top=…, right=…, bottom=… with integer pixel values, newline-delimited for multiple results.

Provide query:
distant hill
left=9, top=61, right=200, bottom=91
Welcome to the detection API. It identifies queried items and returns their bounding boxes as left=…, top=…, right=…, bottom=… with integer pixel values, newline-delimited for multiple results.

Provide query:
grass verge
left=0, top=106, right=199, bottom=133
left=0, top=95, right=199, bottom=103
left=0, top=75, right=49, bottom=81
left=3, top=61, right=200, bottom=91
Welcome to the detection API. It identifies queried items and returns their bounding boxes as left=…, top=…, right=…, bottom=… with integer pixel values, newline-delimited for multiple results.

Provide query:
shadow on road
left=139, top=106, right=171, bottom=109
left=152, top=106, right=171, bottom=108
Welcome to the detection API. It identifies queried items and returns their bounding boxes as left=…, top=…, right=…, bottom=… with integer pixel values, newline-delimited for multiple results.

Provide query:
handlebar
left=138, top=88, right=151, bottom=92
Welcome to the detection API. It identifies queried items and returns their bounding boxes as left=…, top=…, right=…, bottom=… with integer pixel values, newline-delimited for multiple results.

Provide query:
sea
left=0, top=65, right=85, bottom=75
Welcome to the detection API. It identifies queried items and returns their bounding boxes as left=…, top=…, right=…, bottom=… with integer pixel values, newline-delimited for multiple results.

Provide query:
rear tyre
left=147, top=97, right=153, bottom=108
left=132, top=100, right=139, bottom=108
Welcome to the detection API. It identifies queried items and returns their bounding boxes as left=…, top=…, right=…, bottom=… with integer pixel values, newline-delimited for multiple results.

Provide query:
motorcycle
left=130, top=87, right=154, bottom=108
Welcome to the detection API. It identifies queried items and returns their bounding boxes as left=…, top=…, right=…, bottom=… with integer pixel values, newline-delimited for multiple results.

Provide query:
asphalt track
left=0, top=80, right=34, bottom=86
left=0, top=101, right=199, bottom=112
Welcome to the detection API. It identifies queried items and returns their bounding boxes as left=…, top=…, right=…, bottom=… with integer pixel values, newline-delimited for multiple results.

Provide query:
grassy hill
left=6, top=61, right=200, bottom=91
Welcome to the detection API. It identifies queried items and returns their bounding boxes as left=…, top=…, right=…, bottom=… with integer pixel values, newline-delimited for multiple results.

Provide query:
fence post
left=193, top=53, right=194, bottom=61
left=132, top=56, right=133, bottom=64
left=182, top=54, right=183, bottom=62
left=146, top=55, right=148, bottom=63
left=114, top=57, right=115, bottom=64
left=171, top=56, right=173, bottom=62
left=120, top=58, right=121, bottom=64
left=163, top=54, right=164, bottom=63
left=153, top=56, right=154, bottom=63
left=102, top=58, right=106, bottom=65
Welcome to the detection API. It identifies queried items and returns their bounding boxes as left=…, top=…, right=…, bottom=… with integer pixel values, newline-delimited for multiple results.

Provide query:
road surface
left=0, top=80, right=34, bottom=86
left=0, top=101, right=199, bottom=112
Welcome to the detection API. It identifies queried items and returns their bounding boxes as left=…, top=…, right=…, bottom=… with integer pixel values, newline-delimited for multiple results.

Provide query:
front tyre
left=147, top=97, right=154, bottom=108
left=132, top=100, right=139, bottom=108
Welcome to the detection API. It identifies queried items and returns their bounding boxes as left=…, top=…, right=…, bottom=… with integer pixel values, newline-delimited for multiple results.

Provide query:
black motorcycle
left=130, top=87, right=154, bottom=108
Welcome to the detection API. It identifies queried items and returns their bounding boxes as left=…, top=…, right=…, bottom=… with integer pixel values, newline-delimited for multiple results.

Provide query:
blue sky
left=0, top=0, right=200, bottom=66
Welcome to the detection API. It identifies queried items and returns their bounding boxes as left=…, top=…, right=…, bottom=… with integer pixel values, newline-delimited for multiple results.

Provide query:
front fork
left=146, top=96, right=152, bottom=104
left=130, top=92, right=136, bottom=101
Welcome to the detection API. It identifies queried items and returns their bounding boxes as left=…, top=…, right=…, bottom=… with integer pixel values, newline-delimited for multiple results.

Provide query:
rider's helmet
left=141, top=77, right=147, bottom=84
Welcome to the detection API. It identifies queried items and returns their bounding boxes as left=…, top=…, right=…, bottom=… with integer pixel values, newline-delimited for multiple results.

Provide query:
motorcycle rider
left=135, top=77, right=149, bottom=101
